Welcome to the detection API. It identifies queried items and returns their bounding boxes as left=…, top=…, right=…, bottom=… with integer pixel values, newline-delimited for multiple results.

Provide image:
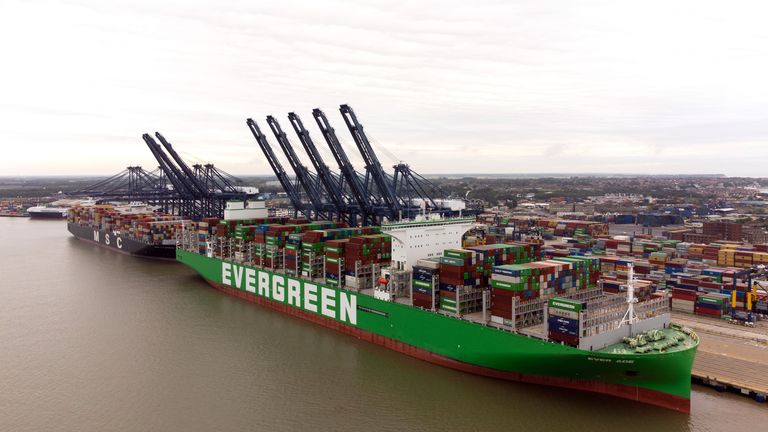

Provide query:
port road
left=673, top=312, right=768, bottom=399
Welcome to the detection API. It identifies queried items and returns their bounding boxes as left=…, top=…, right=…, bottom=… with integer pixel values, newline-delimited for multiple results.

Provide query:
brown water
left=1, top=217, right=766, bottom=431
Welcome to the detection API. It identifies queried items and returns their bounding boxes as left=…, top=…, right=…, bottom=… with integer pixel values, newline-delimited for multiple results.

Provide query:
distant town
left=5, top=174, right=766, bottom=243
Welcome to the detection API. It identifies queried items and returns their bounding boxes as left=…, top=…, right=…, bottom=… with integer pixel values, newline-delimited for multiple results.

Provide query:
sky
left=1, top=0, right=768, bottom=177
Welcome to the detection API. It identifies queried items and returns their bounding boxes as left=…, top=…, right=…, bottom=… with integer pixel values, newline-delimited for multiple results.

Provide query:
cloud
left=1, top=0, right=768, bottom=176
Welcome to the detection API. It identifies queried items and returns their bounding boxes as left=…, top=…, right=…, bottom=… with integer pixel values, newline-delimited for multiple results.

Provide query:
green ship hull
left=177, top=250, right=698, bottom=412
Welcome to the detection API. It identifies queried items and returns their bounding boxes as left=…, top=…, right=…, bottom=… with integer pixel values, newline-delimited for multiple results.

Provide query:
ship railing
left=582, top=310, right=626, bottom=335
left=634, top=294, right=670, bottom=318
left=433, top=308, right=549, bottom=341
left=509, top=286, right=603, bottom=329
left=581, top=293, right=670, bottom=336
left=565, top=286, right=605, bottom=302
left=581, top=291, right=625, bottom=309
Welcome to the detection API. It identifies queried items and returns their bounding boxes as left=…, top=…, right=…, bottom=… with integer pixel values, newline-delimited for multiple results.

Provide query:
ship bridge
left=381, top=215, right=477, bottom=271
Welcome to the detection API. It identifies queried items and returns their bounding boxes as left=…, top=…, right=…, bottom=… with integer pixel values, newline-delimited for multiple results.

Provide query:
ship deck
left=359, top=288, right=703, bottom=354
left=596, top=327, right=698, bottom=355
left=329, top=279, right=767, bottom=402
left=361, top=288, right=534, bottom=332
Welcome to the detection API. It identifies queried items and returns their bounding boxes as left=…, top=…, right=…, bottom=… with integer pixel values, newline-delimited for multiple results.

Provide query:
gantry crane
left=312, top=108, right=378, bottom=225
left=266, top=115, right=329, bottom=220
left=249, top=105, right=468, bottom=225
left=142, top=133, right=201, bottom=217
left=339, top=104, right=403, bottom=219
left=247, top=118, right=306, bottom=218
left=288, top=112, right=356, bottom=225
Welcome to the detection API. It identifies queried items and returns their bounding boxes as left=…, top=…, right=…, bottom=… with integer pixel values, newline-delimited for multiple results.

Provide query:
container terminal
left=173, top=212, right=696, bottom=411
left=9, top=104, right=767, bottom=410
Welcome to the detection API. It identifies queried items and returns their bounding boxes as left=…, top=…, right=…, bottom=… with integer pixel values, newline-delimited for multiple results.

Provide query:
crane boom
left=155, top=132, right=208, bottom=196
left=312, top=108, right=375, bottom=225
left=287, top=112, right=350, bottom=222
left=246, top=118, right=305, bottom=215
left=266, top=115, right=327, bottom=219
left=142, top=133, right=195, bottom=198
left=142, top=133, right=205, bottom=218
left=339, top=104, right=401, bottom=218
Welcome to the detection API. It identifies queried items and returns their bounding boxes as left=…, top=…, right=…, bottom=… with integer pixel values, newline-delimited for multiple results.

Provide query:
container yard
left=0, top=198, right=29, bottom=217
left=476, top=216, right=768, bottom=324
left=8, top=167, right=768, bottom=417
left=19, top=153, right=766, bottom=413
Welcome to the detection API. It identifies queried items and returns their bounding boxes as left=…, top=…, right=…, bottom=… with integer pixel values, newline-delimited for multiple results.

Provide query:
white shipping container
left=416, top=259, right=441, bottom=270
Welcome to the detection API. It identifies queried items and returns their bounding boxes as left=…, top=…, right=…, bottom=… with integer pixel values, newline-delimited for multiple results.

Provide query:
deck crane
left=312, top=108, right=376, bottom=225
left=266, top=115, right=329, bottom=220
left=246, top=118, right=306, bottom=218
left=288, top=112, right=355, bottom=225
left=339, top=104, right=403, bottom=220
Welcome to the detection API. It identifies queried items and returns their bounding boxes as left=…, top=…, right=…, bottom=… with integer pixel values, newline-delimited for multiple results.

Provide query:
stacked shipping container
left=412, top=259, right=440, bottom=309
left=547, top=298, right=584, bottom=347
left=344, top=234, right=393, bottom=290
left=695, top=293, right=730, bottom=318
left=489, top=257, right=599, bottom=322
left=68, top=205, right=183, bottom=245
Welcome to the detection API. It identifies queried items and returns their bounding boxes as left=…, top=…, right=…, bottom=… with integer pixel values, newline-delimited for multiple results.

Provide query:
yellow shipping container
left=753, top=252, right=768, bottom=263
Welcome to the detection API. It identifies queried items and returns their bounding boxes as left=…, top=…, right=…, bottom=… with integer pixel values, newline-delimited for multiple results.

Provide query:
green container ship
left=177, top=246, right=698, bottom=412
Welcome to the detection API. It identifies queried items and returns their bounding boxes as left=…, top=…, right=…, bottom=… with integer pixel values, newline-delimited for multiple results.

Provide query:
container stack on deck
left=68, top=205, right=182, bottom=245
left=436, top=249, right=475, bottom=313
left=547, top=298, right=584, bottom=347
left=431, top=244, right=537, bottom=314
left=302, top=227, right=381, bottom=281
left=412, top=259, right=440, bottom=309
left=325, top=239, right=348, bottom=287
left=344, top=234, right=392, bottom=290
left=600, top=277, right=653, bottom=299
left=285, top=234, right=301, bottom=275
left=191, top=219, right=394, bottom=288
left=488, top=256, right=599, bottom=323
left=300, top=232, right=324, bottom=279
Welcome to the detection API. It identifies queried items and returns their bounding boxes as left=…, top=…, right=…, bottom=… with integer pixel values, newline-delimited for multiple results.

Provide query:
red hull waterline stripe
left=206, top=280, right=690, bottom=413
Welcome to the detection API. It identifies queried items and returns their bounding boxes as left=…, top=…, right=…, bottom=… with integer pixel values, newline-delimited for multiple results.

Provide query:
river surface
left=1, top=217, right=766, bottom=431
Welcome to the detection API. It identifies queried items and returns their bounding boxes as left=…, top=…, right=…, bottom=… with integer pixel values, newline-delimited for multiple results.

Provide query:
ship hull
left=177, top=250, right=697, bottom=412
left=29, top=210, right=67, bottom=219
left=68, top=222, right=176, bottom=260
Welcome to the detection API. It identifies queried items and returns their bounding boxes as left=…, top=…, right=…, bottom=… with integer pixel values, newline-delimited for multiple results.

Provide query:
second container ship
left=67, top=203, right=182, bottom=259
